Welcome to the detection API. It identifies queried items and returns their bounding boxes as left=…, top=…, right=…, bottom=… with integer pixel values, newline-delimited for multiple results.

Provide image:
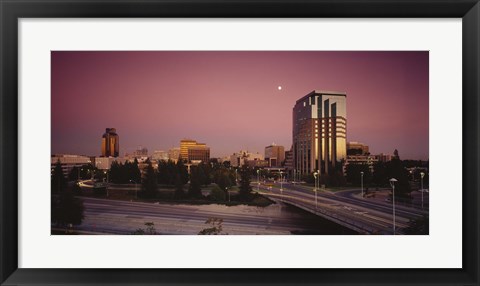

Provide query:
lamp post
left=360, top=171, right=364, bottom=198
left=389, top=178, right=398, bottom=235
left=293, top=169, right=296, bottom=184
left=257, top=169, right=260, bottom=192
left=420, top=172, right=425, bottom=209
left=104, top=170, right=109, bottom=197
left=226, top=187, right=230, bottom=202
left=279, top=171, right=284, bottom=193
left=235, top=168, right=238, bottom=185
left=130, top=180, right=138, bottom=199
left=313, top=171, right=318, bottom=210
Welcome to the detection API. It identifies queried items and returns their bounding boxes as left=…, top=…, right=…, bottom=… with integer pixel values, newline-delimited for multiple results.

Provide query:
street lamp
left=313, top=171, right=318, bottom=210
left=389, top=178, right=398, bottom=235
left=420, top=172, right=425, bottom=209
left=257, top=169, right=260, bottom=192
left=360, top=171, right=364, bottom=198
left=293, top=169, right=296, bottom=184
left=279, top=171, right=284, bottom=194
left=235, top=168, right=238, bottom=184
left=226, top=187, right=230, bottom=202
left=104, top=170, right=109, bottom=197
left=130, top=180, right=138, bottom=199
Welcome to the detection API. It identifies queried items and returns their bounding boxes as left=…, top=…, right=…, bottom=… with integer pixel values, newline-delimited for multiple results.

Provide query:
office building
left=101, top=128, right=119, bottom=157
left=347, top=141, right=369, bottom=155
left=51, top=154, right=91, bottom=176
left=230, top=150, right=264, bottom=167
left=152, top=150, right=169, bottom=161
left=265, top=143, right=285, bottom=167
left=179, top=139, right=210, bottom=163
left=187, top=145, right=210, bottom=163
left=292, top=90, right=347, bottom=175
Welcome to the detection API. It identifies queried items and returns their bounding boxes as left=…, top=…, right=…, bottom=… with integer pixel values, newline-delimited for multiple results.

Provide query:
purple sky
left=51, top=51, right=429, bottom=160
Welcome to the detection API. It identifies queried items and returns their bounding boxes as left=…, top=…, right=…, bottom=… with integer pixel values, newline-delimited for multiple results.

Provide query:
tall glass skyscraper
left=292, top=90, right=346, bottom=176
left=101, top=128, right=119, bottom=157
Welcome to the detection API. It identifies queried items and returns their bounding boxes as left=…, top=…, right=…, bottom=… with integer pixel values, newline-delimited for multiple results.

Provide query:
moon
left=278, top=86, right=282, bottom=91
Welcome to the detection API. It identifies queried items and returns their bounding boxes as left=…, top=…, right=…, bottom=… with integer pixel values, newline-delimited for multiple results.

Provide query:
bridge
left=255, top=182, right=428, bottom=235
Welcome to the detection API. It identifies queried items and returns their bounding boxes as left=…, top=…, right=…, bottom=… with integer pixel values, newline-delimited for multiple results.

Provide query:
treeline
left=51, top=162, right=84, bottom=232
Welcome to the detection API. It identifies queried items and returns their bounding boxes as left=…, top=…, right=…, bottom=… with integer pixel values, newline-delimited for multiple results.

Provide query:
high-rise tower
left=101, top=128, right=119, bottom=157
left=292, top=90, right=346, bottom=176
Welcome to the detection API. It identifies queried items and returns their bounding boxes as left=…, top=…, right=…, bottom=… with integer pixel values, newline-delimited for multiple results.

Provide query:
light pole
left=313, top=171, right=318, bottom=210
left=389, top=178, right=398, bottom=235
left=226, top=187, right=230, bottom=202
left=360, top=171, right=364, bottom=198
left=420, top=172, right=425, bottom=209
left=104, top=170, right=109, bottom=197
left=293, top=169, right=296, bottom=184
left=130, top=180, right=138, bottom=199
left=279, top=171, right=284, bottom=193
left=235, top=168, right=238, bottom=185
left=257, top=169, right=260, bottom=192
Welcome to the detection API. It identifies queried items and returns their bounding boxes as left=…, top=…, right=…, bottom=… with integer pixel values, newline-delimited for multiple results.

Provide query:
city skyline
left=52, top=51, right=429, bottom=160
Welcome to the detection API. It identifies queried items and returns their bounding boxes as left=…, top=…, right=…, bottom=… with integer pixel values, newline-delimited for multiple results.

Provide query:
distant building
left=93, top=156, right=128, bottom=170
left=51, top=154, right=91, bottom=176
left=180, top=139, right=210, bottom=163
left=347, top=141, right=369, bottom=155
left=377, top=153, right=393, bottom=162
left=187, top=145, right=210, bottom=163
left=168, top=147, right=181, bottom=162
left=293, top=90, right=347, bottom=176
left=152, top=150, right=169, bottom=161
left=343, top=154, right=379, bottom=174
left=132, top=146, right=148, bottom=158
left=284, top=147, right=294, bottom=172
left=265, top=143, right=285, bottom=167
left=230, top=150, right=264, bottom=167
left=101, top=128, right=119, bottom=157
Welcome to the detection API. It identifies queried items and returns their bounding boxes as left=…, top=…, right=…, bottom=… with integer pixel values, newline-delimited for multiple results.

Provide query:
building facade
left=347, top=141, right=369, bottom=155
left=179, top=139, right=210, bottom=163
left=293, top=90, right=347, bottom=175
left=230, top=150, right=264, bottom=167
left=51, top=154, right=91, bottom=176
left=265, top=144, right=285, bottom=167
left=101, top=128, right=119, bottom=157
left=187, top=145, right=210, bottom=163
left=168, top=147, right=181, bottom=162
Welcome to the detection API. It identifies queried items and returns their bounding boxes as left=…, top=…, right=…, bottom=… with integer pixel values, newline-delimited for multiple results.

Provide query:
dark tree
left=238, top=165, right=253, bottom=201
left=188, top=167, right=203, bottom=199
left=176, top=160, right=189, bottom=185
left=214, top=169, right=233, bottom=191
left=174, top=174, right=186, bottom=199
left=141, top=160, right=158, bottom=198
left=51, top=189, right=85, bottom=231
left=345, top=164, right=371, bottom=186
left=51, top=161, right=66, bottom=194
left=68, top=166, right=80, bottom=181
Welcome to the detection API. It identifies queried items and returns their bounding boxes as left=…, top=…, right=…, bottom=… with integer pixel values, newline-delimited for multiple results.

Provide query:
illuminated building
left=179, top=139, right=210, bottom=163
left=293, top=90, right=347, bottom=175
left=265, top=143, right=285, bottom=167
left=101, top=128, right=119, bottom=157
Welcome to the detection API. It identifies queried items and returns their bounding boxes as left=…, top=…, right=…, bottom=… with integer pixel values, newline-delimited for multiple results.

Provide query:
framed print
left=1, top=0, right=479, bottom=285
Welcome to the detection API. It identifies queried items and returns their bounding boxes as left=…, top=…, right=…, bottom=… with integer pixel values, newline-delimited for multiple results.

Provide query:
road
left=74, top=197, right=353, bottom=235
left=254, top=182, right=428, bottom=234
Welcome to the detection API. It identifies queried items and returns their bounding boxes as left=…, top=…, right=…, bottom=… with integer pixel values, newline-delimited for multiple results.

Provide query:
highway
left=74, top=197, right=353, bottom=235
left=254, top=181, right=428, bottom=234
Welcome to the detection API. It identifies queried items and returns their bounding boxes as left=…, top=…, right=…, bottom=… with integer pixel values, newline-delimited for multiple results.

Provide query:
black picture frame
left=1, top=0, right=479, bottom=285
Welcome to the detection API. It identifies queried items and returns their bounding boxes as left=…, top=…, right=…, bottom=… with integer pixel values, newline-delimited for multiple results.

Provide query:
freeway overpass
left=254, top=181, right=428, bottom=235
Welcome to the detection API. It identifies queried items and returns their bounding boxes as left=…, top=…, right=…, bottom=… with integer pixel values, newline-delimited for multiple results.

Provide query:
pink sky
left=51, top=51, right=429, bottom=160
